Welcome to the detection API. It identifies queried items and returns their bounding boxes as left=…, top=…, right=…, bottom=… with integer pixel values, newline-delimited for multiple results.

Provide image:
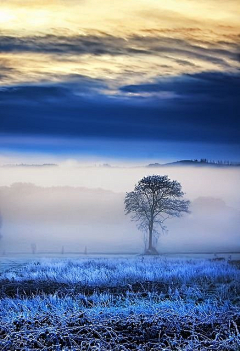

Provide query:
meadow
left=0, top=257, right=240, bottom=350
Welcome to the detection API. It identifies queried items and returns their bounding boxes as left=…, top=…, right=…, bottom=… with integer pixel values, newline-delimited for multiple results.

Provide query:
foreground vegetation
left=0, top=257, right=240, bottom=350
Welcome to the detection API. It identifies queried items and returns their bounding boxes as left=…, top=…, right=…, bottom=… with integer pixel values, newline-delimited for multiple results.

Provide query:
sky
left=0, top=0, right=240, bottom=162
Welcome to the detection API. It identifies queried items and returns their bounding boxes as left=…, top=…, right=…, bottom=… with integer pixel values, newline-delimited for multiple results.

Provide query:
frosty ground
left=0, top=257, right=240, bottom=350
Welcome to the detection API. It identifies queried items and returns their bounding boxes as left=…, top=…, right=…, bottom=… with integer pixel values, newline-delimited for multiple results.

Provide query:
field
left=0, top=257, right=240, bottom=350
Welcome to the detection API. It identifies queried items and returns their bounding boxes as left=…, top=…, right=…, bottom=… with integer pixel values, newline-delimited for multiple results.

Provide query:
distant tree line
left=191, top=159, right=240, bottom=165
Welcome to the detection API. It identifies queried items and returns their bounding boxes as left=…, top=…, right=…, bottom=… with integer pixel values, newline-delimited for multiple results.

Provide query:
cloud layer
left=1, top=72, right=239, bottom=151
left=0, top=0, right=239, bottom=160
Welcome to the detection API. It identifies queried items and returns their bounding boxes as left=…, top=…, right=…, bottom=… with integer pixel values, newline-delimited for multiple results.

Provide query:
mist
left=0, top=162, right=239, bottom=253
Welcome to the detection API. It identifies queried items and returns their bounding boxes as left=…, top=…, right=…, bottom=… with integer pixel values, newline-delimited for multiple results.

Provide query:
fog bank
left=0, top=163, right=239, bottom=253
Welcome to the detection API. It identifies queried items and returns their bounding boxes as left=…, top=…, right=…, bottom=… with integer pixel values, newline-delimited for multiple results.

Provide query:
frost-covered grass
left=2, top=257, right=240, bottom=287
left=1, top=292, right=239, bottom=350
left=0, top=257, right=240, bottom=350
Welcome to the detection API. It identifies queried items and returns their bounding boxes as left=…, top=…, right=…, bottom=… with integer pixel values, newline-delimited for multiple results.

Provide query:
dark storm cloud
left=120, top=71, right=240, bottom=99
left=0, top=34, right=142, bottom=56
left=0, top=75, right=106, bottom=102
left=0, top=85, right=70, bottom=101
left=120, top=71, right=240, bottom=142
left=0, top=33, right=239, bottom=66
left=0, top=71, right=239, bottom=145
left=173, top=59, right=197, bottom=67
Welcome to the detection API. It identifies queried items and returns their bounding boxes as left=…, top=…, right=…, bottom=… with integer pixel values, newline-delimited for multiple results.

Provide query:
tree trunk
left=148, top=222, right=153, bottom=251
left=145, top=219, right=158, bottom=255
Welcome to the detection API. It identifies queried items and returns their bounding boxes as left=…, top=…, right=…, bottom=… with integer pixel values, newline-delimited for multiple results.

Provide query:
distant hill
left=0, top=183, right=124, bottom=224
left=1, top=163, right=58, bottom=168
left=147, top=159, right=240, bottom=168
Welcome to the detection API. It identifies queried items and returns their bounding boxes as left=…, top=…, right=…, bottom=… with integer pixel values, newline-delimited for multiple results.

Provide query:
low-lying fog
left=0, top=162, right=239, bottom=253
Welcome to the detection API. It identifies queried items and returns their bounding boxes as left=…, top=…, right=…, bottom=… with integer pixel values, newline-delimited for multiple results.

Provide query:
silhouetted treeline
left=191, top=159, right=240, bottom=165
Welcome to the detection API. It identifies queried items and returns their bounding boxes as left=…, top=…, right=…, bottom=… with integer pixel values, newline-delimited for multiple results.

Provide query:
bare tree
left=125, top=175, right=190, bottom=254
